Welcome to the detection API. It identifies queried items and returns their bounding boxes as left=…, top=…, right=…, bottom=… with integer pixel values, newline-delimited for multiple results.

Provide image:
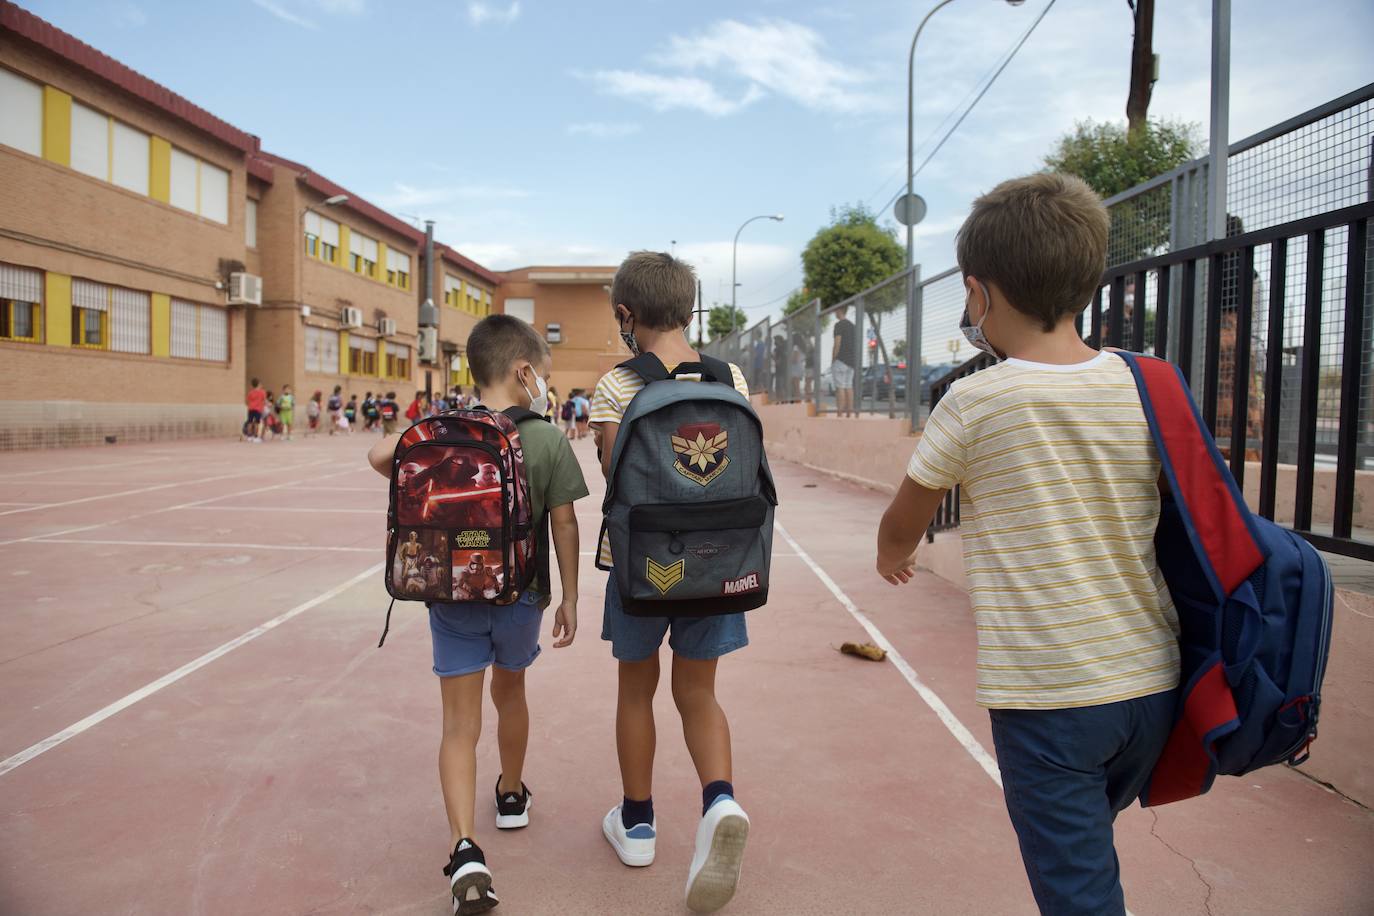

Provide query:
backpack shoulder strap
left=501, top=406, right=544, bottom=425
left=697, top=354, right=734, bottom=386
left=617, top=353, right=671, bottom=382
left=616, top=353, right=733, bottom=386
left=1117, top=351, right=1266, bottom=600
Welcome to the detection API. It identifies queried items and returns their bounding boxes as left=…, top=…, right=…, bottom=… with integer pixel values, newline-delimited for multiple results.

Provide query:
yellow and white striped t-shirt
left=590, top=361, right=750, bottom=567
left=907, top=351, right=1180, bottom=710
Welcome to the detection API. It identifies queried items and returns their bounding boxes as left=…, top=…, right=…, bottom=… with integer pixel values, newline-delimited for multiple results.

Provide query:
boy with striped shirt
left=876, top=173, right=1180, bottom=915
left=590, top=252, right=752, bottom=914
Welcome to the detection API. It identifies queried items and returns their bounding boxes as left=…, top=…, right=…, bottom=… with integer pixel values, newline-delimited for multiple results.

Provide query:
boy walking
left=590, top=251, right=753, bottom=914
left=368, top=315, right=588, bottom=914
left=875, top=173, right=1180, bottom=915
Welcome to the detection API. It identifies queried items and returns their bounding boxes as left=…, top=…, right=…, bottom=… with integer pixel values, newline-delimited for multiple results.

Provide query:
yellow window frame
left=1, top=299, right=42, bottom=343
left=70, top=305, right=107, bottom=349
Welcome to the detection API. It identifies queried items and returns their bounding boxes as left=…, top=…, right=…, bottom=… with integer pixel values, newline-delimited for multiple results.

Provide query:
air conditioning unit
left=378, top=317, right=397, bottom=336
left=340, top=306, right=363, bottom=328
left=417, top=327, right=438, bottom=363
left=227, top=272, right=262, bottom=306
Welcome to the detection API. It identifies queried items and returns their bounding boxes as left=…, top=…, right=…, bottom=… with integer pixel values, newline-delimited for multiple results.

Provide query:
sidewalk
left=0, top=433, right=1369, bottom=914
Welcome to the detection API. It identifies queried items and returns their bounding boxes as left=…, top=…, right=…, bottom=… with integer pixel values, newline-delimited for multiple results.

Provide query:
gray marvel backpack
left=596, top=354, right=778, bottom=617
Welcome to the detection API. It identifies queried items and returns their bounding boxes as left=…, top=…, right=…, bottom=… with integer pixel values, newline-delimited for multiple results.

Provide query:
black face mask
left=618, top=309, right=640, bottom=356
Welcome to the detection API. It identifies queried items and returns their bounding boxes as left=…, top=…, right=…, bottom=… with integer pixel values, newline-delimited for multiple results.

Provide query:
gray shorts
left=831, top=360, right=855, bottom=390
left=600, top=575, right=748, bottom=662
left=428, top=591, right=543, bottom=677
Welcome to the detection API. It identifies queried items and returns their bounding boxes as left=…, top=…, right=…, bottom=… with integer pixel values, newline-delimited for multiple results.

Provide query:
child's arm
left=367, top=434, right=402, bottom=478
left=596, top=422, right=619, bottom=480
left=876, top=476, right=947, bottom=585
left=549, top=502, right=579, bottom=647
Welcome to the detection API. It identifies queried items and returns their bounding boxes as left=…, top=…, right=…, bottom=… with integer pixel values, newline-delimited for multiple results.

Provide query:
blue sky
left=23, top=0, right=1374, bottom=323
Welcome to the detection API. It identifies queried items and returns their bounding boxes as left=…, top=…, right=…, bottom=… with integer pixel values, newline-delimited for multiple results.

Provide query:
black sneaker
left=494, top=777, right=532, bottom=829
left=443, top=838, right=498, bottom=915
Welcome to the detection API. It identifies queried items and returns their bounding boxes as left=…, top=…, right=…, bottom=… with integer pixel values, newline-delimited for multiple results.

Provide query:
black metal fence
left=927, top=202, right=1374, bottom=561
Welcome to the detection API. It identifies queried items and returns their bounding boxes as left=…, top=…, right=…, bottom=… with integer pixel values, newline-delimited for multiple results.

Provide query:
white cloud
left=467, top=1, right=520, bottom=26
left=586, top=71, right=763, bottom=117
left=249, top=0, right=317, bottom=30
left=112, top=3, right=147, bottom=27
left=310, top=0, right=365, bottom=12
left=585, top=18, right=880, bottom=118
left=566, top=121, right=642, bottom=138
left=374, top=182, right=532, bottom=211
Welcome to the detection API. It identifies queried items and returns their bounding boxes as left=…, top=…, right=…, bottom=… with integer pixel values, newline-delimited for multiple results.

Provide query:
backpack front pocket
left=622, top=495, right=771, bottom=611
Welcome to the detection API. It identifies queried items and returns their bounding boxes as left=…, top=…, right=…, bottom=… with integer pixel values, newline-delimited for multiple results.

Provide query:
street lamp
left=905, top=0, right=1023, bottom=267
left=731, top=214, right=784, bottom=312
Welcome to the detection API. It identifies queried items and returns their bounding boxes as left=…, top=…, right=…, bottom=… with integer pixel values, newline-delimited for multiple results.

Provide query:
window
left=386, top=248, right=411, bottom=289
left=349, top=231, right=378, bottom=277
left=504, top=297, right=534, bottom=324
left=0, top=68, right=43, bottom=157
left=111, top=121, right=149, bottom=195
left=443, top=274, right=462, bottom=307
left=245, top=199, right=258, bottom=247
left=349, top=335, right=378, bottom=375
left=170, top=299, right=228, bottom=361
left=70, top=279, right=148, bottom=353
left=170, top=147, right=198, bottom=212
left=386, top=342, right=411, bottom=380
left=305, top=325, right=339, bottom=373
left=320, top=215, right=340, bottom=262
left=0, top=263, right=43, bottom=342
left=168, top=146, right=228, bottom=223
left=70, top=279, right=108, bottom=349
left=70, top=101, right=108, bottom=180
left=304, top=210, right=320, bottom=258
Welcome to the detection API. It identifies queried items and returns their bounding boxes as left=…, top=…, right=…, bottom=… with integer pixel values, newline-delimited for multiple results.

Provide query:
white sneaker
left=685, top=797, right=749, bottom=913
left=602, top=804, right=656, bottom=867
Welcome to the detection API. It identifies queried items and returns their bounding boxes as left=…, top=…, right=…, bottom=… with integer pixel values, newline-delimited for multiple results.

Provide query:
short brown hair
left=466, top=314, right=550, bottom=388
left=611, top=251, right=697, bottom=330
left=956, top=172, right=1109, bottom=332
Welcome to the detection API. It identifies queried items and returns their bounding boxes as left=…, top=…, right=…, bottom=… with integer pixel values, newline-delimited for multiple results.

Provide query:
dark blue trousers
left=989, top=690, right=1177, bottom=916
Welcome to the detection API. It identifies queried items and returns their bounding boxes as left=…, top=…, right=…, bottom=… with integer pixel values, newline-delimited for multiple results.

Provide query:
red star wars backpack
left=377, top=406, right=538, bottom=646
left=1117, top=352, right=1334, bottom=806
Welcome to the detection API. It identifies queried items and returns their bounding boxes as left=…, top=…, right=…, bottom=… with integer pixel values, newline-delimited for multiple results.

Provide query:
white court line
left=292, top=486, right=385, bottom=492
left=774, top=521, right=1003, bottom=787
left=0, top=456, right=172, bottom=478
left=0, top=458, right=334, bottom=518
left=26, top=538, right=375, bottom=553
left=177, top=506, right=376, bottom=514
left=0, top=461, right=347, bottom=547
left=0, top=562, right=383, bottom=778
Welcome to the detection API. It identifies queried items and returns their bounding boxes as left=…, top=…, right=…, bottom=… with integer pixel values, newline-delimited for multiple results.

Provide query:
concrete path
left=0, top=433, right=1369, bottom=914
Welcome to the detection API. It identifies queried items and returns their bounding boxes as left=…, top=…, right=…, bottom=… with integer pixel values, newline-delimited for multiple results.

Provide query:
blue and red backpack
left=1118, top=352, right=1335, bottom=806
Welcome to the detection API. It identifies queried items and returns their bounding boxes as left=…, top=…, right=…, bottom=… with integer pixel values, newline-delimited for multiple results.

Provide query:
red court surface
left=0, top=433, right=1370, bottom=915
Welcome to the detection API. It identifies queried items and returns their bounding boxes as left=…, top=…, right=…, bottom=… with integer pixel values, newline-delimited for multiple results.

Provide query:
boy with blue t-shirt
left=876, top=173, right=1181, bottom=915
left=591, top=251, right=753, bottom=914
left=368, top=315, right=587, bottom=914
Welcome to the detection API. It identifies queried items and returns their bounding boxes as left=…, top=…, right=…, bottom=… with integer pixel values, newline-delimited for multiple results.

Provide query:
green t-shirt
left=516, top=416, right=589, bottom=607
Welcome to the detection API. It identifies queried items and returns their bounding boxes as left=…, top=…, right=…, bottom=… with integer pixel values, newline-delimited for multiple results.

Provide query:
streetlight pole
left=732, top=213, right=784, bottom=312
left=906, top=0, right=1023, bottom=268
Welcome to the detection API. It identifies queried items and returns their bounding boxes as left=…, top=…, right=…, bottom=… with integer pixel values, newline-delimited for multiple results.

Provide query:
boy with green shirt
left=368, top=315, right=588, bottom=914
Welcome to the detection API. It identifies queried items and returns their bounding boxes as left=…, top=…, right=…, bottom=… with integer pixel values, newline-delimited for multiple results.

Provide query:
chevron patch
left=645, top=557, right=686, bottom=595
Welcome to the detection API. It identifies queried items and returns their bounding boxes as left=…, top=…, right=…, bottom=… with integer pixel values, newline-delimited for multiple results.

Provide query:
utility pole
left=419, top=219, right=438, bottom=403
left=1126, top=0, right=1157, bottom=138
left=1206, top=0, right=1230, bottom=241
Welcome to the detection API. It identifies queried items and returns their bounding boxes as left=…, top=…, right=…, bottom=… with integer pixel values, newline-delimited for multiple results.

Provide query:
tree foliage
left=1045, top=118, right=1202, bottom=264
left=800, top=203, right=905, bottom=312
left=783, top=288, right=814, bottom=316
left=707, top=303, right=748, bottom=341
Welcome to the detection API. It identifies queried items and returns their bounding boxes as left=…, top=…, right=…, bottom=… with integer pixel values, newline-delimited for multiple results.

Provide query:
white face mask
left=521, top=368, right=549, bottom=416
left=960, top=280, right=999, bottom=357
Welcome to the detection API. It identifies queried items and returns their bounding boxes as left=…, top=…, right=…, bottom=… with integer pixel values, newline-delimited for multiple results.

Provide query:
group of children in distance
left=367, top=172, right=1184, bottom=916
left=242, top=380, right=295, bottom=442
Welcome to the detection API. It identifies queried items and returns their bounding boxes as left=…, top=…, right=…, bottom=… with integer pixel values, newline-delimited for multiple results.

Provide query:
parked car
left=861, top=363, right=908, bottom=401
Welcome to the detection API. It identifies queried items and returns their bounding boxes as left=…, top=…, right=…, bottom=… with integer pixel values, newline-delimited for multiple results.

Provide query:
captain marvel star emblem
left=671, top=423, right=730, bottom=486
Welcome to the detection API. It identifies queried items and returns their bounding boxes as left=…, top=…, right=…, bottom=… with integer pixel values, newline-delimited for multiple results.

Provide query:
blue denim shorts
left=600, top=575, right=748, bottom=662
left=429, top=590, right=543, bottom=678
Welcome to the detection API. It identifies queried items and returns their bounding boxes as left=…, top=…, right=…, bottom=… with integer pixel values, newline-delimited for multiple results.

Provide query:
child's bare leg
left=439, top=670, right=486, bottom=845
left=671, top=655, right=732, bottom=786
left=616, top=655, right=661, bottom=799
left=489, top=667, right=529, bottom=793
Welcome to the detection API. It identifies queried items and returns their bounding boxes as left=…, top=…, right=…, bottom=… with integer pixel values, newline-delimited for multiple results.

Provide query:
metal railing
left=927, top=202, right=1374, bottom=561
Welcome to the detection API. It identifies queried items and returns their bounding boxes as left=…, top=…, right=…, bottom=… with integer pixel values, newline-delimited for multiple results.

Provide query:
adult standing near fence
left=832, top=304, right=859, bottom=417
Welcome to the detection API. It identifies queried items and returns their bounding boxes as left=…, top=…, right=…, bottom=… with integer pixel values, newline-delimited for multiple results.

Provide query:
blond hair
left=956, top=172, right=1109, bottom=332
left=611, top=251, right=697, bottom=330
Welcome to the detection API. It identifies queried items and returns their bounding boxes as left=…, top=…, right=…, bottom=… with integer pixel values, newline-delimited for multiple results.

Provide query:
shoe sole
left=602, top=817, right=655, bottom=867
left=495, top=793, right=531, bottom=830
left=451, top=862, right=498, bottom=915
left=685, top=812, right=749, bottom=914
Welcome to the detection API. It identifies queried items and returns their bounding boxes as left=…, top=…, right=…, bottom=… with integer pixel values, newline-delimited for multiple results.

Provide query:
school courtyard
left=0, top=432, right=1370, bottom=915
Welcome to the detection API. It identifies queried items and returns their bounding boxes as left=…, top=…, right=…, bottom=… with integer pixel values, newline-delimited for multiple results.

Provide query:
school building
left=494, top=266, right=625, bottom=397
left=0, top=2, right=501, bottom=448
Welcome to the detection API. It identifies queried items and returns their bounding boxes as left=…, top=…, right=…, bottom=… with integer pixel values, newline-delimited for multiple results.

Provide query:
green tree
left=1045, top=118, right=1202, bottom=262
left=800, top=204, right=905, bottom=310
left=707, top=303, right=747, bottom=341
